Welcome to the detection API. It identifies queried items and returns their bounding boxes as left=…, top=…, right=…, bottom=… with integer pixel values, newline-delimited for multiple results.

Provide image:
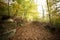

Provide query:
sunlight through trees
left=0, top=0, right=60, bottom=24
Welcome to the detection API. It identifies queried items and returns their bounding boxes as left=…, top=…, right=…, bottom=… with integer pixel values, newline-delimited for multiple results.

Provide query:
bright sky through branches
left=34, top=0, right=48, bottom=18
left=3, top=0, right=48, bottom=18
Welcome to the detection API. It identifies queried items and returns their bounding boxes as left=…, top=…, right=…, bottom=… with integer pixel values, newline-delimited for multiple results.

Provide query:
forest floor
left=11, top=21, right=60, bottom=40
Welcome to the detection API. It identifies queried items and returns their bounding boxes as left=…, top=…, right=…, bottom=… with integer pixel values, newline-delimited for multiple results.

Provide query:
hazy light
left=34, top=0, right=48, bottom=18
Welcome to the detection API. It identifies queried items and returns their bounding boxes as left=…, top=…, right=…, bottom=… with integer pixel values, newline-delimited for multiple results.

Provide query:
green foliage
left=0, top=2, right=8, bottom=15
left=47, top=0, right=60, bottom=28
left=0, top=0, right=40, bottom=21
left=15, top=0, right=39, bottom=21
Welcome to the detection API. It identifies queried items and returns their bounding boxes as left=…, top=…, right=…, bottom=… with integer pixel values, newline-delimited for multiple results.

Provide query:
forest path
left=12, top=22, right=60, bottom=40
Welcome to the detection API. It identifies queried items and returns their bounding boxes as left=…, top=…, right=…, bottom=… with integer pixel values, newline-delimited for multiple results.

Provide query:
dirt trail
left=12, top=22, right=60, bottom=40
